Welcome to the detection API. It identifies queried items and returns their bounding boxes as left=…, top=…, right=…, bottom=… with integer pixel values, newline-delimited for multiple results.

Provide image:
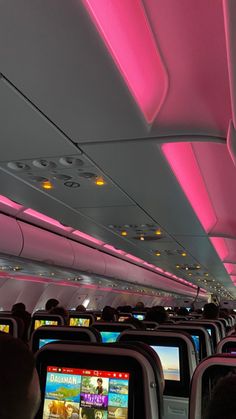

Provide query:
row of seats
left=0, top=307, right=236, bottom=418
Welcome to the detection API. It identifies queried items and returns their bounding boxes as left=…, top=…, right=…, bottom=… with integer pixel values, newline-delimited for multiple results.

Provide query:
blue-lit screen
left=133, top=314, right=145, bottom=321
left=100, top=331, right=120, bottom=343
left=39, top=338, right=58, bottom=349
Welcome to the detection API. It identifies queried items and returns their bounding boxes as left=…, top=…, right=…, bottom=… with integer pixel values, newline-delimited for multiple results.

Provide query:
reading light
left=41, top=180, right=53, bottom=190
left=181, top=252, right=187, bottom=257
left=176, top=264, right=180, bottom=269
left=155, top=251, right=161, bottom=256
left=196, top=265, right=201, bottom=269
left=95, top=177, right=105, bottom=186
left=205, top=273, right=209, bottom=277
left=155, top=230, right=162, bottom=236
left=140, top=236, right=145, bottom=241
left=121, top=231, right=128, bottom=236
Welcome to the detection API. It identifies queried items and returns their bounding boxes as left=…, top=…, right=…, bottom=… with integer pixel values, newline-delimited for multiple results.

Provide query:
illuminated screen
left=39, top=339, right=58, bottom=349
left=118, top=316, right=130, bottom=322
left=228, top=348, right=236, bottom=355
left=42, top=366, right=129, bottom=419
left=100, top=331, right=120, bottom=343
left=69, top=317, right=90, bottom=327
left=151, top=346, right=180, bottom=381
left=207, top=328, right=212, bottom=336
left=34, top=319, right=58, bottom=330
left=191, top=335, right=200, bottom=358
left=0, top=324, right=9, bottom=333
left=133, top=314, right=145, bottom=321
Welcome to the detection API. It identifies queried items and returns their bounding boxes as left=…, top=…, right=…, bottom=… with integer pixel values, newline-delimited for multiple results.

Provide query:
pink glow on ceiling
left=125, top=254, right=144, bottom=264
left=0, top=195, right=22, bottom=211
left=155, top=267, right=164, bottom=273
left=230, top=276, right=236, bottom=285
left=103, top=244, right=126, bottom=255
left=83, top=0, right=168, bottom=123
left=23, top=209, right=73, bottom=231
left=210, top=237, right=229, bottom=261
left=73, top=230, right=104, bottom=246
left=162, top=143, right=217, bottom=232
left=224, top=263, right=236, bottom=276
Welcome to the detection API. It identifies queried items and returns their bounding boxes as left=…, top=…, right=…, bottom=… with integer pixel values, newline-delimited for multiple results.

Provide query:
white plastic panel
left=0, top=213, right=23, bottom=255
left=71, top=241, right=106, bottom=275
left=18, top=221, right=74, bottom=267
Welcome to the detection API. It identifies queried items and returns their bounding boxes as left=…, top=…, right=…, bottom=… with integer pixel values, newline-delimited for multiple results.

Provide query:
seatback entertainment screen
left=34, top=319, right=58, bottom=330
left=0, top=324, right=10, bottom=333
left=42, top=366, right=130, bottom=419
left=100, top=331, right=120, bottom=343
left=69, top=317, right=91, bottom=327
left=151, top=345, right=180, bottom=381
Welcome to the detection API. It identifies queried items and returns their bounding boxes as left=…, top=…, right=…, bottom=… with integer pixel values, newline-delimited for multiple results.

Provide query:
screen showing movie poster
left=69, top=317, right=91, bottom=327
left=42, top=366, right=129, bottom=419
left=34, top=319, right=58, bottom=330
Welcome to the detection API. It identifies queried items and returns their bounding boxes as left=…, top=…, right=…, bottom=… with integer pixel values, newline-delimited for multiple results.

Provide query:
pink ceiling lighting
left=224, top=263, right=236, bottom=276
left=73, top=230, right=104, bottom=246
left=163, top=142, right=236, bottom=285
left=82, top=0, right=168, bottom=123
left=0, top=195, right=22, bottom=214
left=103, top=244, right=126, bottom=255
left=209, top=237, right=229, bottom=261
left=23, top=209, right=73, bottom=232
left=162, top=143, right=217, bottom=232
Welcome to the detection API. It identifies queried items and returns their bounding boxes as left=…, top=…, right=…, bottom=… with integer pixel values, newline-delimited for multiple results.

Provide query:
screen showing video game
left=69, top=317, right=91, bottom=327
left=34, top=319, right=58, bottom=330
left=100, top=332, right=120, bottom=343
left=133, top=314, right=145, bottom=321
left=39, top=339, right=58, bottom=349
left=42, top=366, right=130, bottom=419
left=151, top=346, right=180, bottom=381
left=0, top=324, right=10, bottom=333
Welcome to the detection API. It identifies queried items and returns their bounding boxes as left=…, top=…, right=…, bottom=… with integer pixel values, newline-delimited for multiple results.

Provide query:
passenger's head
left=176, top=307, right=189, bottom=316
left=101, top=306, right=117, bottom=322
left=133, top=301, right=145, bottom=311
left=204, top=374, right=236, bottom=419
left=11, top=302, right=26, bottom=313
left=0, top=332, right=40, bottom=419
left=203, top=303, right=219, bottom=320
left=45, top=298, right=59, bottom=311
left=49, top=306, right=69, bottom=324
left=145, top=306, right=168, bottom=323
left=76, top=304, right=86, bottom=312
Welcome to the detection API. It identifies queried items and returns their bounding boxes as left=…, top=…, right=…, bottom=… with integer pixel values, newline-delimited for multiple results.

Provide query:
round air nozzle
left=59, top=157, right=84, bottom=167
left=32, top=159, right=56, bottom=169
left=7, top=162, right=30, bottom=171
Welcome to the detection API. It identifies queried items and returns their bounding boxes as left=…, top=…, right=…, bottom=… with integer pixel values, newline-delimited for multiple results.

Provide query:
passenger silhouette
left=0, top=332, right=40, bottom=419
left=204, top=373, right=236, bottom=419
left=45, top=298, right=59, bottom=311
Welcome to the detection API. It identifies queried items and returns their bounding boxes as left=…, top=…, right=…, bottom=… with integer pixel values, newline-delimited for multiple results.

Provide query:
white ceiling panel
left=0, top=78, right=76, bottom=160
